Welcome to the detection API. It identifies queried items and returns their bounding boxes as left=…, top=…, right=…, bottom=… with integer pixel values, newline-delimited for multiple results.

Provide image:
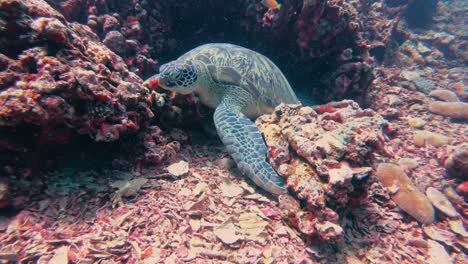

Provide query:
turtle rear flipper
left=214, top=99, right=287, bottom=196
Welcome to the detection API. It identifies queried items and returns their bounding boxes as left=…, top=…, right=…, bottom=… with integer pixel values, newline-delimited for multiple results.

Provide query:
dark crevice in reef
left=405, top=0, right=439, bottom=29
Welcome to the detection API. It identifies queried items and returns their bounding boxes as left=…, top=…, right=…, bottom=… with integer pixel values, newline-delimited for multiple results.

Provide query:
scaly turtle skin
left=146, top=43, right=300, bottom=195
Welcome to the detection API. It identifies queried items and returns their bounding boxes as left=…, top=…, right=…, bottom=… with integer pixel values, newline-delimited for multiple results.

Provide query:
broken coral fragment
left=220, top=182, right=244, bottom=198
left=376, top=163, right=435, bottom=224
left=448, top=219, right=468, bottom=237
left=426, top=187, right=459, bottom=217
left=428, top=101, right=468, bottom=119
left=423, top=225, right=456, bottom=247
left=398, top=158, right=419, bottom=170
left=237, top=212, right=269, bottom=243
left=427, top=240, right=452, bottom=264
left=110, top=177, right=148, bottom=198
left=315, top=221, right=344, bottom=242
left=413, top=131, right=449, bottom=147
left=110, top=177, right=148, bottom=207
left=429, top=89, right=459, bottom=102
left=49, top=246, right=70, bottom=264
left=407, top=118, right=426, bottom=128
left=214, top=218, right=240, bottom=245
left=167, top=161, right=189, bottom=177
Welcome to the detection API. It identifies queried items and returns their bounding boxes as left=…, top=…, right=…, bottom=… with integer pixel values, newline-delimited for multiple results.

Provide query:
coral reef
left=0, top=0, right=466, bottom=263
left=45, top=0, right=374, bottom=104
left=256, top=100, right=389, bottom=241
left=274, top=0, right=374, bottom=103
left=0, top=0, right=171, bottom=169
left=396, top=1, right=466, bottom=68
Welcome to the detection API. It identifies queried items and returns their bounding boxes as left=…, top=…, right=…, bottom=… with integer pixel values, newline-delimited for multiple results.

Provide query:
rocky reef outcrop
left=257, top=100, right=390, bottom=242
left=0, top=0, right=386, bottom=177
left=0, top=0, right=172, bottom=170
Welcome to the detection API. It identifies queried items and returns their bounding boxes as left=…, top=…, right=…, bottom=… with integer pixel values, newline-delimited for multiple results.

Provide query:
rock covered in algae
left=376, top=163, right=435, bottom=224
left=257, top=100, right=389, bottom=241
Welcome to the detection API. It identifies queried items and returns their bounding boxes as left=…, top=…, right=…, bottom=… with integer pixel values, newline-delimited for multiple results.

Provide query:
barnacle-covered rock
left=257, top=100, right=389, bottom=241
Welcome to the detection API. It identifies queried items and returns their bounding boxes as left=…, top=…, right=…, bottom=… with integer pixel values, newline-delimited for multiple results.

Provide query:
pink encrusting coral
left=256, top=100, right=390, bottom=241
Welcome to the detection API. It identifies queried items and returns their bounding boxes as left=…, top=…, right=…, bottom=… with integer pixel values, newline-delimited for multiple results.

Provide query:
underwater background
left=0, top=0, right=466, bottom=263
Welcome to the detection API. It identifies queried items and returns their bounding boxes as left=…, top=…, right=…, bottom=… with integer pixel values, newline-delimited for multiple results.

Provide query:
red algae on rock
left=376, top=163, right=435, bottom=224
left=455, top=182, right=468, bottom=199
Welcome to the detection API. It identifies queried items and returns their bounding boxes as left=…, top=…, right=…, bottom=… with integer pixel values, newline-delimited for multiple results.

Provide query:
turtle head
left=157, top=60, right=199, bottom=95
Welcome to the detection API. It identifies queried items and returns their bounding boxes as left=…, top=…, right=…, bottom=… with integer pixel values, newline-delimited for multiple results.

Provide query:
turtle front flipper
left=214, top=100, right=287, bottom=196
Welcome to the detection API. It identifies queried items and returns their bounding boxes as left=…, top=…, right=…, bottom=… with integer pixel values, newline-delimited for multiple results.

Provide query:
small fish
left=261, top=0, right=282, bottom=10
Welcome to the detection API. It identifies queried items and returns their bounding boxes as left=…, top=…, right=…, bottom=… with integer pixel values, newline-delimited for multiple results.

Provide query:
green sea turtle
left=146, top=43, right=300, bottom=195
